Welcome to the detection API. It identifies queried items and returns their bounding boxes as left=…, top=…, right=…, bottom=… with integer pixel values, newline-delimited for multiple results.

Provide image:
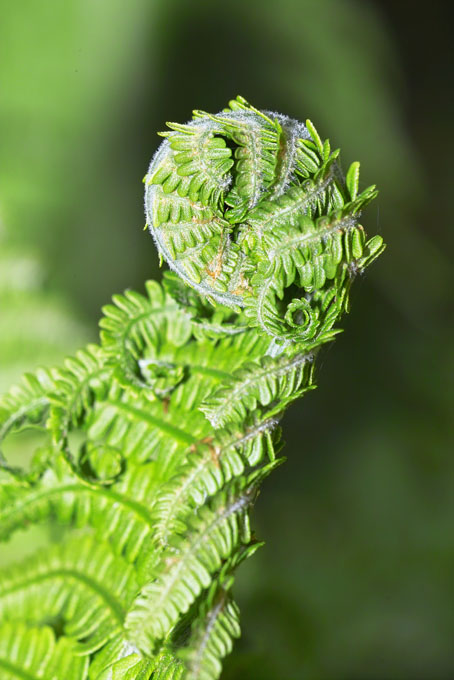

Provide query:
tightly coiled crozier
left=145, top=95, right=383, bottom=350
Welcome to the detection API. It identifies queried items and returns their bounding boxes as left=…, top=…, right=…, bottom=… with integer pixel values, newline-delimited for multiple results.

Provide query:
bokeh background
left=0, top=1, right=452, bottom=678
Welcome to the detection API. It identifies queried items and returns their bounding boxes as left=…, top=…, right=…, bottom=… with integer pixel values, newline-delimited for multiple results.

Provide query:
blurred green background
left=0, top=0, right=452, bottom=677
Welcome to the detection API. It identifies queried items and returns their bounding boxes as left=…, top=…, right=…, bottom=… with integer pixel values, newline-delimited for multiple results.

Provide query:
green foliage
left=0, top=97, right=383, bottom=679
left=0, top=622, right=89, bottom=679
left=178, top=584, right=241, bottom=680
left=0, top=533, right=138, bottom=655
left=145, top=95, right=384, bottom=344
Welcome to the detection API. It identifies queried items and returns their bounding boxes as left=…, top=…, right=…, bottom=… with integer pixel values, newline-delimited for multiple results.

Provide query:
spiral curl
left=145, top=96, right=383, bottom=347
left=0, top=96, right=386, bottom=679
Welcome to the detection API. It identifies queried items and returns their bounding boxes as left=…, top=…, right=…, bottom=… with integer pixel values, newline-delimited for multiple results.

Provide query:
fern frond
left=0, top=533, right=138, bottom=654
left=0, top=458, right=159, bottom=562
left=85, top=383, right=208, bottom=482
left=0, top=622, right=89, bottom=679
left=125, top=480, right=257, bottom=652
left=164, top=121, right=234, bottom=208
left=178, top=585, right=240, bottom=680
left=149, top=416, right=279, bottom=547
left=86, top=634, right=154, bottom=680
left=218, top=115, right=279, bottom=222
left=0, top=369, right=55, bottom=444
left=0, top=96, right=384, bottom=679
left=161, top=269, right=248, bottom=341
left=245, top=175, right=340, bottom=238
left=145, top=95, right=381, bottom=352
left=200, top=351, right=315, bottom=428
left=149, top=652, right=184, bottom=680
left=100, top=281, right=191, bottom=390
left=49, top=344, right=111, bottom=443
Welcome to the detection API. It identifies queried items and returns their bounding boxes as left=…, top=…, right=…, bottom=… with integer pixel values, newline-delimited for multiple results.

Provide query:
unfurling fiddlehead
left=146, top=96, right=383, bottom=350
left=0, top=97, right=385, bottom=679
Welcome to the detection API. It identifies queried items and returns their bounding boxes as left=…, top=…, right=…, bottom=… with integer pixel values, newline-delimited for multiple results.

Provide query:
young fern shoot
left=0, top=96, right=385, bottom=679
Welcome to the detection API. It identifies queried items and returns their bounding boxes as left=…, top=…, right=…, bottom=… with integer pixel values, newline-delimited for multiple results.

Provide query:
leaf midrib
left=104, top=400, right=196, bottom=445
left=0, top=568, right=126, bottom=622
left=0, top=483, right=154, bottom=530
